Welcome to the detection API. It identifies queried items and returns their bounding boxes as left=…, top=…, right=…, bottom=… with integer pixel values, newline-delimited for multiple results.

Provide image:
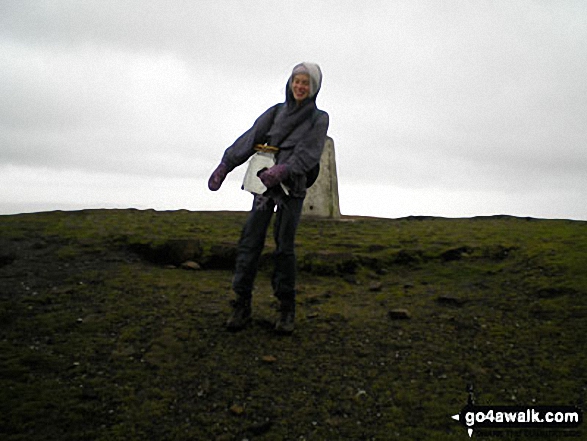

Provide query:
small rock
left=326, top=417, right=344, bottom=427
left=388, top=309, right=411, bottom=320
left=261, top=355, right=277, bottom=363
left=439, top=313, right=455, bottom=321
left=369, top=281, right=383, bottom=292
left=354, top=389, right=367, bottom=400
left=229, top=404, right=245, bottom=415
left=181, top=261, right=201, bottom=270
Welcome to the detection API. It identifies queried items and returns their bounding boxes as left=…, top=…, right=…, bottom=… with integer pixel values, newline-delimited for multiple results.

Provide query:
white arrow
left=451, top=414, right=474, bottom=437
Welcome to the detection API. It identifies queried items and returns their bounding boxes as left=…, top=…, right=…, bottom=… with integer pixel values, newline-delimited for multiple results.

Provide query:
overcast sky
left=1, top=0, right=586, bottom=220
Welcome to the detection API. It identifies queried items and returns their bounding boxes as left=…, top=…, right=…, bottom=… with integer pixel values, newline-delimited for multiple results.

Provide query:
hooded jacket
left=221, top=62, right=329, bottom=198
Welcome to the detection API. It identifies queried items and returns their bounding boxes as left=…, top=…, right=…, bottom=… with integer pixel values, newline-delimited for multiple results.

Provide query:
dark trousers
left=232, top=195, right=304, bottom=304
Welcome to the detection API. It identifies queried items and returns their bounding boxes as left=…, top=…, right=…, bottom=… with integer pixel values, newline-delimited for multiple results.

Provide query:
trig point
left=302, top=136, right=341, bottom=218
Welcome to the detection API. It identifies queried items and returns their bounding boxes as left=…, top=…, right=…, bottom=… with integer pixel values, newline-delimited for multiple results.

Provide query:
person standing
left=208, top=62, right=329, bottom=334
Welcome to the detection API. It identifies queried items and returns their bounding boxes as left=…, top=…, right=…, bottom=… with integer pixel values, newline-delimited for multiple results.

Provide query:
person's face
left=291, top=74, right=311, bottom=103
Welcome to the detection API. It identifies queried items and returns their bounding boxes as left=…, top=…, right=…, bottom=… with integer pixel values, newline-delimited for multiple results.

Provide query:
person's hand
left=208, top=163, right=228, bottom=191
left=259, top=164, right=289, bottom=189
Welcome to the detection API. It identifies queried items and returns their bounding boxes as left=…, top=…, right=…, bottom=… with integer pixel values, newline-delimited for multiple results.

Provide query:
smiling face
left=291, top=73, right=311, bottom=104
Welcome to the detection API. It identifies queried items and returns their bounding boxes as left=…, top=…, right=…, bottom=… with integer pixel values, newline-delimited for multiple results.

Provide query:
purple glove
left=259, top=164, right=289, bottom=189
left=208, top=163, right=228, bottom=191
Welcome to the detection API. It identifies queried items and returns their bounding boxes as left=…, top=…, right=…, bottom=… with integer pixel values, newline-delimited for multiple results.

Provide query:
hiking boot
left=275, top=301, right=295, bottom=334
left=226, top=297, right=252, bottom=331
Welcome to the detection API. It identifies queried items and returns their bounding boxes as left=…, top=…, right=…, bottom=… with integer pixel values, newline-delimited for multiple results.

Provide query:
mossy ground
left=1, top=209, right=586, bottom=440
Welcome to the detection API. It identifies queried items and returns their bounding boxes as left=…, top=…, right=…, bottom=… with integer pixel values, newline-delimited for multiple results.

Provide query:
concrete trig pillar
left=302, top=136, right=341, bottom=218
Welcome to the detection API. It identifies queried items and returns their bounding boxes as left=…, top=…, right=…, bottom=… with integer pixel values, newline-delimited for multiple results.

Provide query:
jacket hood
left=286, top=62, right=322, bottom=103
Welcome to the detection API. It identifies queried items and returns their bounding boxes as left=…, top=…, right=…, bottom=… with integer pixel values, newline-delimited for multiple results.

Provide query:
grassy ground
left=0, top=209, right=586, bottom=440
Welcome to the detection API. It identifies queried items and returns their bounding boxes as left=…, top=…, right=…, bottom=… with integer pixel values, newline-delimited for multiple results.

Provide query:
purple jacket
left=221, top=63, right=329, bottom=198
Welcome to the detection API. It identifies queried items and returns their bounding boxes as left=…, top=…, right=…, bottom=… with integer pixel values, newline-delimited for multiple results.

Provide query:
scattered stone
left=439, top=313, right=456, bottom=321
left=354, top=389, right=368, bottom=400
left=307, top=312, right=319, bottom=319
left=181, top=261, right=201, bottom=270
left=388, top=309, right=411, bottom=320
left=261, top=355, right=277, bottom=363
left=229, top=404, right=245, bottom=415
left=326, top=416, right=344, bottom=427
left=369, top=281, right=383, bottom=292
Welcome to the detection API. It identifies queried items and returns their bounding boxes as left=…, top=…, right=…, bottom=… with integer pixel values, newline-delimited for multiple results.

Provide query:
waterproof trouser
left=232, top=195, right=304, bottom=304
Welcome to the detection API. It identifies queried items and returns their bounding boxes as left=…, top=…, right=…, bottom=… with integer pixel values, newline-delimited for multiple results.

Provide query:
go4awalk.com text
left=452, top=405, right=583, bottom=438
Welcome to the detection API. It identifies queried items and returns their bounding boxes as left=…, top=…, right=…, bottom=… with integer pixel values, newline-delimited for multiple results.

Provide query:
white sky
left=1, top=0, right=586, bottom=220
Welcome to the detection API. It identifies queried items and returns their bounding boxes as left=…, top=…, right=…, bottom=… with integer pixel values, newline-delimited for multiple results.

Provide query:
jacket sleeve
left=220, top=105, right=278, bottom=172
left=282, top=111, right=329, bottom=176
